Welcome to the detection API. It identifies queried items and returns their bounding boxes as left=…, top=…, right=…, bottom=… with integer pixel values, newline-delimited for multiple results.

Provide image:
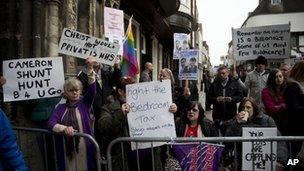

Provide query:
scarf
left=61, top=102, right=80, bottom=158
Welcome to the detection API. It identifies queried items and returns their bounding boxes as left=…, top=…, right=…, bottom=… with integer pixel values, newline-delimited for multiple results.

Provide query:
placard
left=58, top=28, right=120, bottom=66
left=126, top=80, right=176, bottom=150
left=178, top=49, right=199, bottom=80
left=3, top=57, right=65, bottom=102
left=173, top=33, right=189, bottom=59
left=242, top=127, right=277, bottom=171
left=232, top=24, right=290, bottom=60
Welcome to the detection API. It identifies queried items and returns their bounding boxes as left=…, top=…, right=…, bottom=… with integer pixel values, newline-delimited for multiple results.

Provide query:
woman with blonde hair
left=47, top=57, right=97, bottom=170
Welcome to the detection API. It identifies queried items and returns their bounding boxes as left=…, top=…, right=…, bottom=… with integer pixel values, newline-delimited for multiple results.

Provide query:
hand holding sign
left=0, top=76, right=6, bottom=86
left=169, top=103, right=177, bottom=114
left=122, top=103, right=131, bottom=115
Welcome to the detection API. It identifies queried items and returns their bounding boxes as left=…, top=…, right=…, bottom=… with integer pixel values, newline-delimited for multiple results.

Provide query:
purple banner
left=172, top=143, right=224, bottom=171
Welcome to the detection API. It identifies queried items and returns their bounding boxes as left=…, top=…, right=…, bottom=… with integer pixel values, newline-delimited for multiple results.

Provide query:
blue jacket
left=0, top=108, right=28, bottom=171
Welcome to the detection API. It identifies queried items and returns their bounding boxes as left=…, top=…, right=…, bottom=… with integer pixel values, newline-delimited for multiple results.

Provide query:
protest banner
left=179, top=49, right=199, bottom=80
left=104, top=7, right=124, bottom=55
left=2, top=57, right=65, bottom=102
left=58, top=28, right=120, bottom=66
left=172, top=143, right=224, bottom=171
left=232, top=24, right=290, bottom=61
left=242, top=127, right=277, bottom=171
left=173, top=33, right=189, bottom=59
left=126, top=80, right=176, bottom=150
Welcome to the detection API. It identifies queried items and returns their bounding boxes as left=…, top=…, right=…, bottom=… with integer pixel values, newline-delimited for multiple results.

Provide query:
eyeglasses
left=67, top=89, right=80, bottom=92
left=188, top=108, right=199, bottom=112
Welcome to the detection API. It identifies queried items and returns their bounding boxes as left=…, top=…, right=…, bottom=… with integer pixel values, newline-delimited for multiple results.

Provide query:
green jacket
left=97, top=100, right=129, bottom=171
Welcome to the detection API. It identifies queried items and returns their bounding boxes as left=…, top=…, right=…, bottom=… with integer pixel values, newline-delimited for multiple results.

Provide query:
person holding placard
left=224, top=97, right=288, bottom=171
left=47, top=58, right=97, bottom=171
left=98, top=75, right=178, bottom=171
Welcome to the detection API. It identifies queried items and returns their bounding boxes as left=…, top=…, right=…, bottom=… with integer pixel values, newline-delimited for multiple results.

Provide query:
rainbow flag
left=121, top=17, right=139, bottom=77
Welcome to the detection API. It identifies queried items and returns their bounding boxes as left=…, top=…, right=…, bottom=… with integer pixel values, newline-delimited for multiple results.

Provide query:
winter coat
left=283, top=80, right=304, bottom=162
left=47, top=83, right=96, bottom=171
left=224, top=113, right=288, bottom=170
left=208, top=76, right=243, bottom=121
left=283, top=81, right=304, bottom=136
left=261, top=87, right=288, bottom=135
left=97, top=100, right=129, bottom=171
left=175, top=117, right=218, bottom=137
left=0, top=108, right=28, bottom=171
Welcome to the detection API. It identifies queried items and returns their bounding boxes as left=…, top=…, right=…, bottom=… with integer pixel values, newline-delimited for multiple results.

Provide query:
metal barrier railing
left=13, top=126, right=102, bottom=171
left=106, top=136, right=304, bottom=171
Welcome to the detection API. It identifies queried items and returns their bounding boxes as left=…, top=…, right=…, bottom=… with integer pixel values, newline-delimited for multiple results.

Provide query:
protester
left=175, top=101, right=218, bottom=137
left=245, top=55, right=269, bottom=107
left=279, top=63, right=291, bottom=80
left=160, top=68, right=191, bottom=119
left=0, top=108, right=28, bottom=171
left=47, top=58, right=97, bottom=171
left=140, top=62, right=153, bottom=82
left=97, top=76, right=134, bottom=171
left=203, top=69, right=212, bottom=111
left=98, top=76, right=177, bottom=171
left=230, top=66, right=248, bottom=98
left=283, top=61, right=304, bottom=169
left=208, top=65, right=243, bottom=135
left=224, top=97, right=288, bottom=171
left=261, top=69, right=287, bottom=135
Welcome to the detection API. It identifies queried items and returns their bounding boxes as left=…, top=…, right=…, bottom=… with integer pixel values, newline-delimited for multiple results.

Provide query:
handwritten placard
left=58, top=28, right=120, bottom=66
left=232, top=24, right=290, bottom=61
left=242, top=127, right=277, bottom=171
left=3, top=57, right=65, bottom=102
left=126, top=80, right=176, bottom=150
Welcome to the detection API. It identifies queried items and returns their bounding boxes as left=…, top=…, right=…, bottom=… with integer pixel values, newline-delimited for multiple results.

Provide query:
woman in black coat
left=175, top=101, right=218, bottom=138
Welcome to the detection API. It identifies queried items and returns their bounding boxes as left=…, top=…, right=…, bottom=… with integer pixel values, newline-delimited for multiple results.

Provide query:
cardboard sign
left=3, top=57, right=65, bottom=102
left=104, top=7, right=124, bottom=55
left=126, top=80, right=176, bottom=150
left=232, top=24, right=290, bottom=61
left=58, top=28, right=120, bottom=66
left=242, top=127, right=277, bottom=171
left=178, top=49, right=199, bottom=80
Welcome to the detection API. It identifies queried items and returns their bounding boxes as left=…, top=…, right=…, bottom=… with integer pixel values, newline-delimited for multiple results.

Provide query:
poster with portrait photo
left=173, top=33, right=189, bottom=59
left=178, top=49, right=199, bottom=80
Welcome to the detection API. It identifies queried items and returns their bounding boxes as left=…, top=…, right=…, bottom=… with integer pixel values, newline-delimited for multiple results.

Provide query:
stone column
left=89, top=0, right=97, bottom=36
left=63, top=0, right=78, bottom=75
left=33, top=0, right=42, bottom=57
left=46, top=0, right=60, bottom=57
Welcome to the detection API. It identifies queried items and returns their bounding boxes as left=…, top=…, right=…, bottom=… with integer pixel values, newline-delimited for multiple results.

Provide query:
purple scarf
left=62, top=102, right=80, bottom=158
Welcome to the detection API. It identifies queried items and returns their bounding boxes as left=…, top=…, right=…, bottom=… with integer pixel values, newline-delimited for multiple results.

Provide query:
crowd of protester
left=1, top=55, right=304, bottom=170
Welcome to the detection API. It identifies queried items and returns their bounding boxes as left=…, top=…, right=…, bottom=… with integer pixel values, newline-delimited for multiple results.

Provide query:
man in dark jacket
left=208, top=66, right=243, bottom=135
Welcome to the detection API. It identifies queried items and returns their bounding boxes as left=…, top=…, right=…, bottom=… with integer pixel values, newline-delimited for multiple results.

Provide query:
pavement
left=198, top=90, right=213, bottom=121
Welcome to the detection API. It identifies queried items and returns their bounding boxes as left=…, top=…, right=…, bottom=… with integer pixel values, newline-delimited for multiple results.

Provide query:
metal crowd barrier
left=106, top=136, right=304, bottom=171
left=13, top=127, right=102, bottom=171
